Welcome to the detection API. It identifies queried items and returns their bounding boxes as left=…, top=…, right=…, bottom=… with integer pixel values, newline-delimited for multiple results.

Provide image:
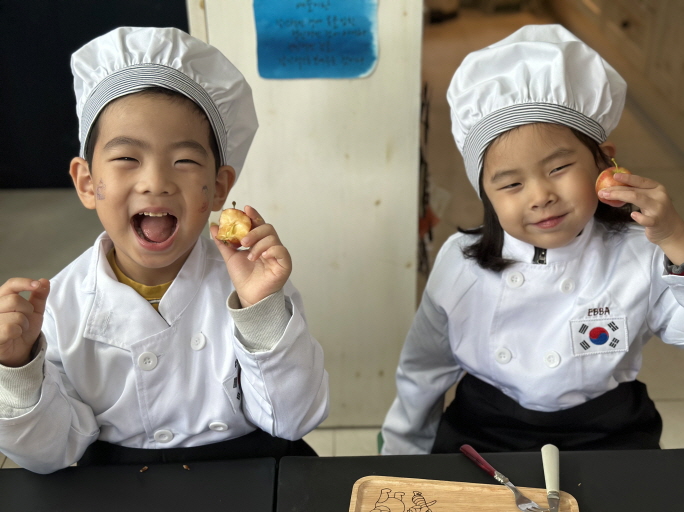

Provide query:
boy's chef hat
left=71, top=26, right=257, bottom=179
left=447, top=24, right=626, bottom=196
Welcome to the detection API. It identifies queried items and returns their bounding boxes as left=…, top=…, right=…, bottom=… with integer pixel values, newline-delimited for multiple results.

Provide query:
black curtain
left=0, top=0, right=189, bottom=188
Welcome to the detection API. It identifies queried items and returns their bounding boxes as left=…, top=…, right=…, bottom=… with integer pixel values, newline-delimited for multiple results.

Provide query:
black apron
left=431, top=374, right=662, bottom=453
left=78, top=429, right=316, bottom=466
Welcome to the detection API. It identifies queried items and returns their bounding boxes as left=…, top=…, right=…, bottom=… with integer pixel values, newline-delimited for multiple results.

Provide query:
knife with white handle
left=541, top=444, right=560, bottom=512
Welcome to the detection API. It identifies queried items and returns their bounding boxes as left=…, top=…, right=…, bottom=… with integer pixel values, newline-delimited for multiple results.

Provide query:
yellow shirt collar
left=106, top=249, right=172, bottom=310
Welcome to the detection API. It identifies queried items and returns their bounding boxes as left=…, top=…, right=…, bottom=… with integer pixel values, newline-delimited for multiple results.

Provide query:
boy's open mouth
left=132, top=212, right=178, bottom=243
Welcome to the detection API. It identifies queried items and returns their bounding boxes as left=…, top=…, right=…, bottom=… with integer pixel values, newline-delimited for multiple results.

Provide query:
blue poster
left=253, top=0, right=378, bottom=79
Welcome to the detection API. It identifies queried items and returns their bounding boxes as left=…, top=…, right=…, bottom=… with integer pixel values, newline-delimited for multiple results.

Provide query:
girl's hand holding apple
left=599, top=169, right=684, bottom=265
left=595, top=159, right=632, bottom=207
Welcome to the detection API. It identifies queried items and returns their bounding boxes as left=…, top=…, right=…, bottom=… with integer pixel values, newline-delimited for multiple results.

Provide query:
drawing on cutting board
left=369, top=488, right=437, bottom=512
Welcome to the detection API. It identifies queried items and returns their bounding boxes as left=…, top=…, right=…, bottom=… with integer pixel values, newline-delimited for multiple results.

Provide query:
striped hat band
left=462, top=102, right=607, bottom=195
left=79, top=64, right=228, bottom=165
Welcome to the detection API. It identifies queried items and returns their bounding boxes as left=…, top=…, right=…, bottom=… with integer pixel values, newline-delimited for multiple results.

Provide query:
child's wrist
left=659, top=241, right=684, bottom=268
left=665, top=257, right=684, bottom=275
left=0, top=357, right=30, bottom=369
left=659, top=223, right=684, bottom=267
left=235, top=289, right=282, bottom=309
left=0, top=350, right=32, bottom=368
left=4, top=338, right=43, bottom=368
left=237, top=296, right=252, bottom=308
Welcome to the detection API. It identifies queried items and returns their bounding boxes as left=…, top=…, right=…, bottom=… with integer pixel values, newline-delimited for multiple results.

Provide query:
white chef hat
left=71, top=26, right=258, bottom=179
left=447, top=24, right=626, bottom=196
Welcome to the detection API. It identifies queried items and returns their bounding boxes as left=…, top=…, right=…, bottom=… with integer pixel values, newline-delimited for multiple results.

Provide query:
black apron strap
left=431, top=374, right=662, bottom=453
left=78, top=429, right=317, bottom=466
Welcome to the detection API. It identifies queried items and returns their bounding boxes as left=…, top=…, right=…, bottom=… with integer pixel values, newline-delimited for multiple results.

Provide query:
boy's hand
left=211, top=206, right=292, bottom=307
left=0, top=278, right=50, bottom=367
left=599, top=172, right=684, bottom=265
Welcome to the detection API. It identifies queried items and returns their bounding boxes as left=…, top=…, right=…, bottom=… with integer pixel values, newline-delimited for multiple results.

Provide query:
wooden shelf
left=549, top=0, right=684, bottom=155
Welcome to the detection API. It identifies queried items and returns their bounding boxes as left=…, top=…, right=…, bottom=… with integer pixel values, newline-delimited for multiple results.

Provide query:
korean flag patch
left=570, top=317, right=628, bottom=356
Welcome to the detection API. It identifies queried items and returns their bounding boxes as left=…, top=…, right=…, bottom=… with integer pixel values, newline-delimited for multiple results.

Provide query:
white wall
left=188, top=0, right=423, bottom=426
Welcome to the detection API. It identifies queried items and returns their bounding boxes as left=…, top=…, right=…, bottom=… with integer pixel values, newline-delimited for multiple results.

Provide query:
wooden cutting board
left=349, top=475, right=579, bottom=512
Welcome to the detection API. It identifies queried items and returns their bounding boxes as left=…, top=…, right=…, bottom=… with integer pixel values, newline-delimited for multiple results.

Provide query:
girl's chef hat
left=71, top=26, right=257, bottom=179
left=447, top=24, right=626, bottom=196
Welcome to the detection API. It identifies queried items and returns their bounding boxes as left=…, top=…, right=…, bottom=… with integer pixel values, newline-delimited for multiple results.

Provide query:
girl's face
left=482, top=123, right=614, bottom=250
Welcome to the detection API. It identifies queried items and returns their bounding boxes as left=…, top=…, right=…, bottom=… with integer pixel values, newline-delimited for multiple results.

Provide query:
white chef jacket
left=382, top=218, right=684, bottom=454
left=0, top=233, right=329, bottom=473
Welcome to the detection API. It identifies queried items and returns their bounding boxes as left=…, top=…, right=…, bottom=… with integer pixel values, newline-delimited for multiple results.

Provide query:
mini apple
left=216, top=202, right=252, bottom=246
left=595, top=158, right=632, bottom=207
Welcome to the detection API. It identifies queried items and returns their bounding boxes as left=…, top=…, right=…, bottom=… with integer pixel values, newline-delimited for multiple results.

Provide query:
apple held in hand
left=595, top=158, right=632, bottom=207
left=216, top=202, right=252, bottom=246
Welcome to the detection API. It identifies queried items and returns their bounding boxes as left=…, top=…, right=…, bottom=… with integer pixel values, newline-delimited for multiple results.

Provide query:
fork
left=460, top=444, right=550, bottom=512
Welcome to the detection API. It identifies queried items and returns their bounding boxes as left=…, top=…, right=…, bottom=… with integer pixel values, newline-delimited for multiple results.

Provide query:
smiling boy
left=76, top=91, right=229, bottom=286
left=0, top=27, right=329, bottom=473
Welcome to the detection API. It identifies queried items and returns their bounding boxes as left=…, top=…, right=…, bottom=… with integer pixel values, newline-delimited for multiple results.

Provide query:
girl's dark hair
left=460, top=126, right=634, bottom=272
left=84, top=87, right=221, bottom=172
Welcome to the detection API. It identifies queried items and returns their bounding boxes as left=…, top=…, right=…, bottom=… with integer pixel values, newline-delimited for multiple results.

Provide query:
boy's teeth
left=140, top=212, right=168, bottom=217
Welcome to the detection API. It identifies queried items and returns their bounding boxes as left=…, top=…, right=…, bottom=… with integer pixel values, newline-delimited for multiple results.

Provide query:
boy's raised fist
left=0, top=278, right=50, bottom=367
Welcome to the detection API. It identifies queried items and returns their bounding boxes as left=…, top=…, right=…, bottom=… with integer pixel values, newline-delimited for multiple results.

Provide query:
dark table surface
left=4, top=449, right=682, bottom=511
left=0, top=457, right=276, bottom=512
left=277, top=449, right=684, bottom=512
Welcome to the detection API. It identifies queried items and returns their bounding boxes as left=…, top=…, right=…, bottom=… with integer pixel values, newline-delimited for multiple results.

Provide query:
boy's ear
left=600, top=140, right=617, bottom=159
left=212, top=165, right=236, bottom=210
left=70, top=157, right=96, bottom=210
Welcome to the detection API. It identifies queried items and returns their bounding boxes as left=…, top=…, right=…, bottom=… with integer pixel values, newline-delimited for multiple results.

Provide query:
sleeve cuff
left=227, top=289, right=291, bottom=353
left=0, top=335, right=46, bottom=418
left=664, top=256, right=684, bottom=276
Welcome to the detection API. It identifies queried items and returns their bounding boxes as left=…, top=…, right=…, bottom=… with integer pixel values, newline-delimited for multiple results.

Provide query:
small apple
left=216, top=202, right=252, bottom=246
left=595, top=158, right=632, bottom=207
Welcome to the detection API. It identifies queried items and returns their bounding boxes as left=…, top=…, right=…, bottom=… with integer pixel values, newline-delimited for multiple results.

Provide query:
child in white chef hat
left=0, top=27, right=329, bottom=473
left=382, top=24, right=684, bottom=454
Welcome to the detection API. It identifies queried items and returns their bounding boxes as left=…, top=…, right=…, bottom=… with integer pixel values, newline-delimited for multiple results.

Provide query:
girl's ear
left=70, top=157, right=96, bottom=210
left=600, top=140, right=617, bottom=159
left=212, top=165, right=236, bottom=211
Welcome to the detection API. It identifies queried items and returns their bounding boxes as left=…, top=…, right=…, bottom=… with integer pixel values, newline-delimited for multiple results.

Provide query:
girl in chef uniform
left=382, top=24, right=684, bottom=454
left=0, top=27, right=329, bottom=474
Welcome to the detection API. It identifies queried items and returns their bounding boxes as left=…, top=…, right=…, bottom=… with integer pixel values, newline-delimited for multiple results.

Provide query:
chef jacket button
left=209, top=421, right=228, bottom=432
left=506, top=271, right=524, bottom=288
left=560, top=278, right=575, bottom=293
left=545, top=351, right=561, bottom=368
left=138, top=352, right=158, bottom=371
left=495, top=347, right=512, bottom=364
left=191, top=332, right=206, bottom=351
left=154, top=429, right=173, bottom=443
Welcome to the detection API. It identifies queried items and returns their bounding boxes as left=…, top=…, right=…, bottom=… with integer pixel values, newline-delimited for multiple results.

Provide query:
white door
left=188, top=0, right=423, bottom=426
